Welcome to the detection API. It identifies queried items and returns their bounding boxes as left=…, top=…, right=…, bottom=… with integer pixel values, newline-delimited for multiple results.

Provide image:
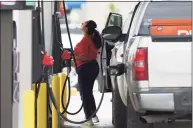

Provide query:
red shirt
left=74, top=36, right=98, bottom=67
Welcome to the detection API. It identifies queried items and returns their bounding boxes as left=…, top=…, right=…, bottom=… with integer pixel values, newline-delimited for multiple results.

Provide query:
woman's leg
left=87, top=76, right=97, bottom=118
left=77, top=69, right=92, bottom=119
left=77, top=61, right=99, bottom=119
left=89, top=61, right=99, bottom=117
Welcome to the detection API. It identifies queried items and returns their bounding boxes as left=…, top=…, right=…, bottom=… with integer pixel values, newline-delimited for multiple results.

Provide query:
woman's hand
left=71, top=59, right=75, bottom=67
left=75, top=55, right=88, bottom=62
left=70, top=55, right=88, bottom=67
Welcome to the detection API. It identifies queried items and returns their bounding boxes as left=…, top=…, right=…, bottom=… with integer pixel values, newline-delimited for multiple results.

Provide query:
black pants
left=76, top=60, right=99, bottom=119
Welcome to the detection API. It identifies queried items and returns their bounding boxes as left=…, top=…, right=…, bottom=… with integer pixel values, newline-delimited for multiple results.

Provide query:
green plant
left=108, top=3, right=116, bottom=12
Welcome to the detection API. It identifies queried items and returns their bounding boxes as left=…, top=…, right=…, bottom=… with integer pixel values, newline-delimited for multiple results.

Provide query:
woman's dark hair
left=86, top=20, right=102, bottom=49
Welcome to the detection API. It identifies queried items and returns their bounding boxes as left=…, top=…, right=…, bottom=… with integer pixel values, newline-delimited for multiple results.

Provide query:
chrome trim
left=134, top=93, right=175, bottom=111
left=131, top=87, right=192, bottom=112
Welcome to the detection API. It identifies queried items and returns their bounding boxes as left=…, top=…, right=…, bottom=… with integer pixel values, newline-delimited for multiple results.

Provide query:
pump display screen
left=0, top=1, right=34, bottom=10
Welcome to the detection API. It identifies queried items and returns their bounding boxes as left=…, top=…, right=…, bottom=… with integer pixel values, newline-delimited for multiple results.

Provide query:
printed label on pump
left=0, top=1, right=16, bottom=6
left=0, top=1, right=34, bottom=10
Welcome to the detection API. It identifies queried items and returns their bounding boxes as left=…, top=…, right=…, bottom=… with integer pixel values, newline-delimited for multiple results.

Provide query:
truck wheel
left=127, top=96, right=153, bottom=128
left=112, top=83, right=127, bottom=128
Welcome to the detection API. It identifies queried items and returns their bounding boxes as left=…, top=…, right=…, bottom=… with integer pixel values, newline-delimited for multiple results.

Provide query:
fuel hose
left=59, top=0, right=84, bottom=114
left=36, top=0, right=107, bottom=125
left=45, top=1, right=107, bottom=124
left=51, top=1, right=83, bottom=115
left=34, top=1, right=55, bottom=127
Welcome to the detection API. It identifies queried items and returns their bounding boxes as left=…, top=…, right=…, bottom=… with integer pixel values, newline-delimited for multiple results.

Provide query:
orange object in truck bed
left=151, top=19, right=192, bottom=36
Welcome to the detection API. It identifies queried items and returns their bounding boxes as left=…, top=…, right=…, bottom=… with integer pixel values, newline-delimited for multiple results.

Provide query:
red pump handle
left=42, top=52, right=54, bottom=66
left=61, top=50, right=71, bottom=60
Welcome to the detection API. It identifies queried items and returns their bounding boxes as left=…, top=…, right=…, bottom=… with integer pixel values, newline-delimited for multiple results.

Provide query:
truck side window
left=107, top=14, right=122, bottom=27
left=138, top=2, right=192, bottom=36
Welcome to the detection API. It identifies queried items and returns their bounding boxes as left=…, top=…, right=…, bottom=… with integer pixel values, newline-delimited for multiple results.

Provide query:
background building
left=59, top=1, right=138, bottom=32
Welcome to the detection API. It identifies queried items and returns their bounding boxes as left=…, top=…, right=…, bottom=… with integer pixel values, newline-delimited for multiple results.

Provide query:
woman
left=73, top=20, right=102, bottom=125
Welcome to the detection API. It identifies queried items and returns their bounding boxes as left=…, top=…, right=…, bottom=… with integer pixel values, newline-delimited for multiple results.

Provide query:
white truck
left=98, top=1, right=192, bottom=128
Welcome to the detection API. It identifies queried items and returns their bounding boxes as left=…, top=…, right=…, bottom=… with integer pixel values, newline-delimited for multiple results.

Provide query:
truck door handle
left=120, top=54, right=123, bottom=57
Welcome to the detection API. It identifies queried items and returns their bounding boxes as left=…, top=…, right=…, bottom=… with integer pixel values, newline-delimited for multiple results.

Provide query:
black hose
left=48, top=94, right=52, bottom=114
left=62, top=2, right=77, bottom=69
left=57, top=1, right=85, bottom=115
left=47, top=41, right=106, bottom=124
left=34, top=75, right=44, bottom=128
left=34, top=0, right=106, bottom=125
left=40, top=1, right=45, bottom=50
left=48, top=9, right=106, bottom=121
left=50, top=1, right=83, bottom=115
left=34, top=2, right=48, bottom=127
left=39, top=1, right=49, bottom=127
left=61, top=76, right=71, bottom=114
left=45, top=76, right=61, bottom=128
left=60, top=75, right=83, bottom=115
left=43, top=0, right=106, bottom=124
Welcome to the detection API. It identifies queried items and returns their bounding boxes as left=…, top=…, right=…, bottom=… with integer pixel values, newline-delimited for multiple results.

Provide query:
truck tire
left=127, top=95, right=153, bottom=128
left=112, top=83, right=127, bottom=128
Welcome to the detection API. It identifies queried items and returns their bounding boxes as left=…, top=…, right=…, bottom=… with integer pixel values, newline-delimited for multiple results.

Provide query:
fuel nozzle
left=41, top=52, right=54, bottom=76
left=108, top=63, right=125, bottom=76
left=61, top=49, right=72, bottom=74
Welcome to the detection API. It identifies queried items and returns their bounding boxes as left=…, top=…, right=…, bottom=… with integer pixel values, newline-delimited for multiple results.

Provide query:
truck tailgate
left=148, top=41, right=191, bottom=88
left=148, top=19, right=191, bottom=88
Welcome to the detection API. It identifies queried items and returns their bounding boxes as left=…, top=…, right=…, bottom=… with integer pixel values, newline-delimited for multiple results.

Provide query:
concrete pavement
left=62, top=81, right=114, bottom=128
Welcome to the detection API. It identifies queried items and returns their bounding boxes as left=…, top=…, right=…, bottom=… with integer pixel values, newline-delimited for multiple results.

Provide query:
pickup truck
left=99, top=1, right=192, bottom=128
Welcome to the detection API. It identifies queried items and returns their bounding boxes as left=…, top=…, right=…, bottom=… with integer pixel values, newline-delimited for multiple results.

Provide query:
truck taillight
left=133, top=48, right=148, bottom=81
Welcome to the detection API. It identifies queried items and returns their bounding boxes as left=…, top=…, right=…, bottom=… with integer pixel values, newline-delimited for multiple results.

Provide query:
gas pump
left=0, top=2, right=36, bottom=128
left=39, top=1, right=107, bottom=125
left=33, top=0, right=107, bottom=126
left=1, top=1, right=107, bottom=128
